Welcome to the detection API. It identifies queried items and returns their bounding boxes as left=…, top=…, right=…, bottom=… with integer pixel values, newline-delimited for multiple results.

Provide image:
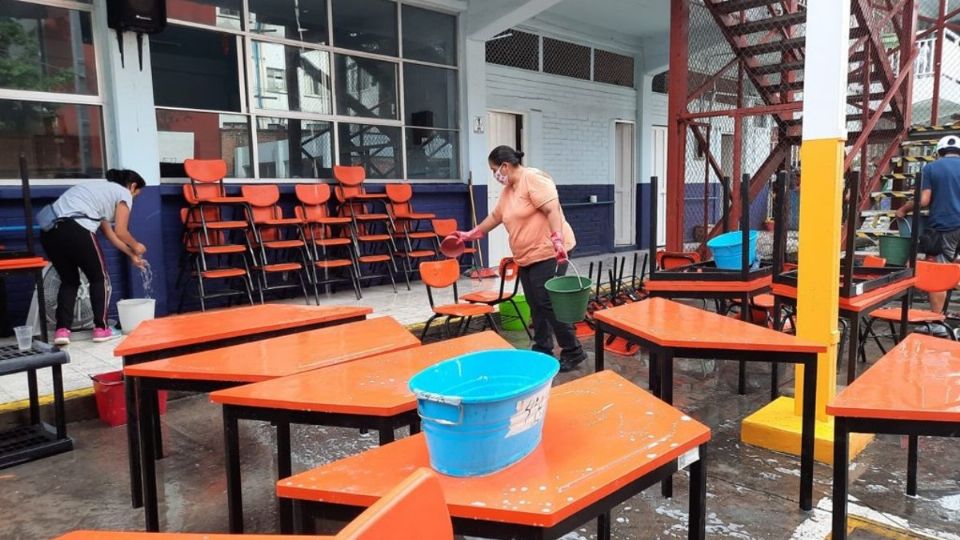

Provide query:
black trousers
left=40, top=219, right=109, bottom=329
left=519, top=258, right=583, bottom=360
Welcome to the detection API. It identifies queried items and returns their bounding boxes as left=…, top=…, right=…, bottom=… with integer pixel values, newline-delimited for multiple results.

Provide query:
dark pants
left=519, top=258, right=584, bottom=360
left=40, top=219, right=109, bottom=329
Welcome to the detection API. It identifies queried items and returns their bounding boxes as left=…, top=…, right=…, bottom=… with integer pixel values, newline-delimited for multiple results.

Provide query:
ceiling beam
left=467, top=0, right=568, bottom=41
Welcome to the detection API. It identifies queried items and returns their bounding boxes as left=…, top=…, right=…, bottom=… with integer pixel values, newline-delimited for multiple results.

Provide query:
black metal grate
left=0, top=425, right=55, bottom=454
left=543, top=37, right=590, bottom=80
left=594, top=49, right=635, bottom=88
left=0, top=344, right=39, bottom=361
left=485, top=29, right=540, bottom=71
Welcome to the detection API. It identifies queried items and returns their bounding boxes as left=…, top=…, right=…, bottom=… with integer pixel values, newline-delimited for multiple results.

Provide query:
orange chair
left=432, top=218, right=477, bottom=268
left=177, top=208, right=254, bottom=312
left=461, top=258, right=532, bottom=339
left=864, top=260, right=960, bottom=352
left=656, top=250, right=701, bottom=270
left=240, top=185, right=313, bottom=304
left=295, top=184, right=362, bottom=299
left=56, top=469, right=452, bottom=540
left=420, top=258, right=498, bottom=341
left=863, top=255, right=887, bottom=268
left=385, top=183, right=437, bottom=274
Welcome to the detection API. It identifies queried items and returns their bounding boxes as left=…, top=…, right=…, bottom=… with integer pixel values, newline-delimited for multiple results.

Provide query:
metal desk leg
left=597, top=511, right=611, bottom=540
left=224, top=407, right=243, bottom=533
left=846, top=315, right=861, bottom=385
left=152, top=397, right=164, bottom=459
left=661, top=350, right=675, bottom=499
left=649, top=351, right=660, bottom=396
left=898, top=291, right=912, bottom=342
left=832, top=417, right=850, bottom=540
left=738, top=293, right=749, bottom=395
left=27, top=369, right=39, bottom=424
left=34, top=268, right=48, bottom=343
left=137, top=379, right=160, bottom=531
left=379, top=420, right=395, bottom=445
left=125, top=360, right=143, bottom=508
left=595, top=327, right=605, bottom=372
left=770, top=363, right=779, bottom=402
left=907, top=435, right=919, bottom=496
left=51, top=365, right=67, bottom=439
left=688, top=443, right=707, bottom=540
left=799, top=355, right=817, bottom=511
left=277, top=421, right=294, bottom=534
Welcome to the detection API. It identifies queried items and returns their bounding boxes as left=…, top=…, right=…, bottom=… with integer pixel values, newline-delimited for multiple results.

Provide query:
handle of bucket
left=414, top=391, right=464, bottom=426
left=557, top=260, right=582, bottom=279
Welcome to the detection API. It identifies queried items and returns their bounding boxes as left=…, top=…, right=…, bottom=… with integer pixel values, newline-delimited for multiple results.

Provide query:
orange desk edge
left=277, top=370, right=711, bottom=528
left=827, top=333, right=960, bottom=422
left=593, top=297, right=825, bottom=354
left=0, top=257, right=47, bottom=270
left=772, top=277, right=916, bottom=312
left=56, top=533, right=328, bottom=540
left=115, top=304, right=372, bottom=356
left=644, top=274, right=772, bottom=293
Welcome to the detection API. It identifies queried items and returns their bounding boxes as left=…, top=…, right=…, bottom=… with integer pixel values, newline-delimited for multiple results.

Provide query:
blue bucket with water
left=707, top=230, right=759, bottom=270
left=408, top=349, right=560, bottom=477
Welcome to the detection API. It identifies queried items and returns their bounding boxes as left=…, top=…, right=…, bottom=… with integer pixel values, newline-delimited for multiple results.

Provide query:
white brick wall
left=486, top=65, right=637, bottom=186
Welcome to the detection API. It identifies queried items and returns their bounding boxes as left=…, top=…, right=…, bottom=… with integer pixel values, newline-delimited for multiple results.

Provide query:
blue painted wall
left=558, top=185, right=615, bottom=257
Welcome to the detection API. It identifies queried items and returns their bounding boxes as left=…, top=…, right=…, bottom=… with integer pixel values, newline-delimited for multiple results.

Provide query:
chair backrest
left=241, top=185, right=282, bottom=224
left=862, top=255, right=886, bottom=268
left=335, top=468, right=452, bottom=540
left=499, top=257, right=519, bottom=282
left=421, top=258, right=461, bottom=290
left=385, top=183, right=413, bottom=204
left=334, top=165, right=366, bottom=187
left=295, top=183, right=333, bottom=206
left=185, top=159, right=228, bottom=183
left=915, top=260, right=960, bottom=293
left=657, top=250, right=700, bottom=270
left=182, top=182, right=225, bottom=205
left=432, top=218, right=458, bottom=238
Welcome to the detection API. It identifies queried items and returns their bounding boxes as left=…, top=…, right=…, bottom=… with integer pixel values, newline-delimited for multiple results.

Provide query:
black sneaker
left=559, top=350, right=587, bottom=372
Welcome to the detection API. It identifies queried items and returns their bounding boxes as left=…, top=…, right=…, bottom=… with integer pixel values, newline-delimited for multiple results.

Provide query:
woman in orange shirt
left=454, top=146, right=585, bottom=371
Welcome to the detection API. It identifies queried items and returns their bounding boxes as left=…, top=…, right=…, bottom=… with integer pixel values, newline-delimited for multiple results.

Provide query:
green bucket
left=879, top=235, right=911, bottom=266
left=499, top=295, right=531, bottom=331
left=544, top=264, right=592, bottom=324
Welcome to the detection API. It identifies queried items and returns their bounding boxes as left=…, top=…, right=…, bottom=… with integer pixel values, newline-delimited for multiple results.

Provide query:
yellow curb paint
left=0, top=387, right=95, bottom=413
left=843, top=515, right=944, bottom=539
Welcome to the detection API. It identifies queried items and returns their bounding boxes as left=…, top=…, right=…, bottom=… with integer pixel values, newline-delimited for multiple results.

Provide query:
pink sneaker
left=54, top=328, right=71, bottom=346
left=92, top=327, right=121, bottom=343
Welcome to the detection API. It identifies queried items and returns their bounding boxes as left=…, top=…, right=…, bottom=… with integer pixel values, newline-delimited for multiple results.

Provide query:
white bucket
left=117, top=299, right=156, bottom=334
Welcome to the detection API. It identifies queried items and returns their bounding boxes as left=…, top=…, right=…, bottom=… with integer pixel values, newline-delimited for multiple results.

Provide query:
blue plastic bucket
left=408, top=349, right=560, bottom=477
left=707, top=230, right=759, bottom=270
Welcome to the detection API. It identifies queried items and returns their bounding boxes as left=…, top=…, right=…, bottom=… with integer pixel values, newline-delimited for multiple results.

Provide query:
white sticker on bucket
left=677, top=447, right=700, bottom=470
left=506, top=387, right=550, bottom=438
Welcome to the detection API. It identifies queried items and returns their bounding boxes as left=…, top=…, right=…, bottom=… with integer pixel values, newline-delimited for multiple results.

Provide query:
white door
left=652, top=126, right=668, bottom=246
left=485, top=111, right=519, bottom=267
left=614, top=122, right=636, bottom=246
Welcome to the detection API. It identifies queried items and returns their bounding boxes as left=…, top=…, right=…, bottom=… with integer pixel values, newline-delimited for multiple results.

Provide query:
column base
left=741, top=396, right=872, bottom=464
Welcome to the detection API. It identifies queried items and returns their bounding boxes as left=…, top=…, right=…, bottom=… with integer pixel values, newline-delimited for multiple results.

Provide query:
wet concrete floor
left=0, top=330, right=958, bottom=539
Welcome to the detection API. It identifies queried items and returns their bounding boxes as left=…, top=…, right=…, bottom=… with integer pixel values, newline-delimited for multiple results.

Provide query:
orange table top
left=114, top=304, right=372, bottom=357
left=210, top=331, right=511, bottom=416
left=828, top=333, right=960, bottom=422
left=276, top=371, right=711, bottom=528
left=771, top=277, right=916, bottom=313
left=593, top=297, right=825, bottom=354
left=123, top=317, right=419, bottom=383
left=57, top=532, right=327, bottom=540
left=0, top=256, right=47, bottom=271
left=644, top=274, right=771, bottom=293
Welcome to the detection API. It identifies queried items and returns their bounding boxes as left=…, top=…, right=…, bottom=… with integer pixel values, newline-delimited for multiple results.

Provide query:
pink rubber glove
left=550, top=231, right=569, bottom=264
left=455, top=227, right=485, bottom=242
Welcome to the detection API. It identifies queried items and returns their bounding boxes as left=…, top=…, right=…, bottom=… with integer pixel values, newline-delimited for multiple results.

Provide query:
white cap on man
left=936, top=135, right=960, bottom=155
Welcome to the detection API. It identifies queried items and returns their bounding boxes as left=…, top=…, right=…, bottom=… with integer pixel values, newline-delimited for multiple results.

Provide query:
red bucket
left=91, top=371, right=168, bottom=427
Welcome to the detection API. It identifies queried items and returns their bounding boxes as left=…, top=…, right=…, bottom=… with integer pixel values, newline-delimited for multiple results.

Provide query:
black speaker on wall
left=106, top=0, right=166, bottom=70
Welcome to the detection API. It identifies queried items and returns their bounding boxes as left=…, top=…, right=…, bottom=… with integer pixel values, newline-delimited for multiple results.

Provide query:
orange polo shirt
left=491, top=168, right=576, bottom=267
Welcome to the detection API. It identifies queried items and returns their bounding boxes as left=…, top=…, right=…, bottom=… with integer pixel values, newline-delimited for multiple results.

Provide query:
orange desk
left=593, top=298, right=825, bottom=511
left=126, top=317, right=419, bottom=532
left=772, top=277, right=915, bottom=384
left=277, top=371, right=710, bottom=540
left=210, top=331, right=511, bottom=533
left=828, top=334, right=960, bottom=540
left=116, top=303, right=371, bottom=509
left=57, top=532, right=327, bottom=540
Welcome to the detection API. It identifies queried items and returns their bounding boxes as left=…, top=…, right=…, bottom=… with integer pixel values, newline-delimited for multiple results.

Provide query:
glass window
left=338, top=123, right=402, bottom=179
left=332, top=0, right=397, bottom=56
left=543, top=38, right=590, bottom=80
left=156, top=109, right=251, bottom=177
left=401, top=6, right=456, bottom=66
left=250, top=42, right=332, bottom=114
left=0, top=100, right=104, bottom=179
left=151, top=25, right=243, bottom=112
left=406, top=128, right=458, bottom=180
left=166, top=0, right=243, bottom=30
left=0, top=3, right=98, bottom=95
left=403, top=64, right=457, bottom=129
left=335, top=54, right=397, bottom=119
left=248, top=0, right=327, bottom=44
left=256, top=117, right=333, bottom=178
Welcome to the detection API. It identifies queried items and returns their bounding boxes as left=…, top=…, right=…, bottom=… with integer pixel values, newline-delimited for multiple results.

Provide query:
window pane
left=156, top=109, right=251, bottom=178
left=543, top=38, right=590, bottom=80
left=403, top=64, right=457, bottom=129
left=166, top=0, right=242, bottom=30
left=402, top=6, right=456, bottom=65
left=151, top=25, right=243, bottom=112
left=0, top=3, right=97, bottom=95
left=0, top=100, right=104, bottom=179
left=406, top=128, right=458, bottom=180
left=335, top=55, right=397, bottom=119
left=338, top=123, right=402, bottom=179
left=249, top=0, right=327, bottom=44
left=486, top=29, right=539, bottom=71
left=332, top=0, right=397, bottom=56
left=250, top=42, right=332, bottom=114
left=256, top=117, right=333, bottom=178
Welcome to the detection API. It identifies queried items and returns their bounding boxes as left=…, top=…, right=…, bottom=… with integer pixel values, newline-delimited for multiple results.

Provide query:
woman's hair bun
left=515, top=151, right=525, bottom=159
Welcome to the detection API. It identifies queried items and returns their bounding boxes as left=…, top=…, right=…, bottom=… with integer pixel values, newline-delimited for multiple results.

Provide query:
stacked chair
left=386, top=183, right=437, bottom=280
left=295, top=183, right=362, bottom=299
left=432, top=218, right=477, bottom=270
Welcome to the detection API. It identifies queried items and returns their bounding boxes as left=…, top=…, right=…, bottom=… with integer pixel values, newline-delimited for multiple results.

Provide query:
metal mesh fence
left=913, top=0, right=960, bottom=126
left=486, top=30, right=540, bottom=71
left=543, top=37, right=591, bottom=80
left=594, top=49, right=634, bottom=88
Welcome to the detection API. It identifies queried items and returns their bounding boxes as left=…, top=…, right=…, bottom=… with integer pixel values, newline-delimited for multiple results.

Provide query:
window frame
left=0, top=0, right=108, bottom=184
left=157, top=0, right=461, bottom=183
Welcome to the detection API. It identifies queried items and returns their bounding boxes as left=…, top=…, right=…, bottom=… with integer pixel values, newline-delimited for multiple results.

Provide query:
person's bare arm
left=474, top=213, right=502, bottom=235
left=538, top=199, right=564, bottom=235
left=113, top=202, right=146, bottom=255
left=895, top=189, right=932, bottom=218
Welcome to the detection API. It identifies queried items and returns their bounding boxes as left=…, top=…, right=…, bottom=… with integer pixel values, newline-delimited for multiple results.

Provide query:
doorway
left=614, top=122, right=636, bottom=246
left=651, top=125, right=668, bottom=246
left=486, top=111, right=523, bottom=266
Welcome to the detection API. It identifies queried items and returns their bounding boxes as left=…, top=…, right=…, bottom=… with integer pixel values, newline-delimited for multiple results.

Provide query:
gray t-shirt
left=51, top=181, right=134, bottom=233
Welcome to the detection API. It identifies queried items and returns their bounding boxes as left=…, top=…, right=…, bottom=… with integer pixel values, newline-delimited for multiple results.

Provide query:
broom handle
left=468, top=171, right=486, bottom=269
